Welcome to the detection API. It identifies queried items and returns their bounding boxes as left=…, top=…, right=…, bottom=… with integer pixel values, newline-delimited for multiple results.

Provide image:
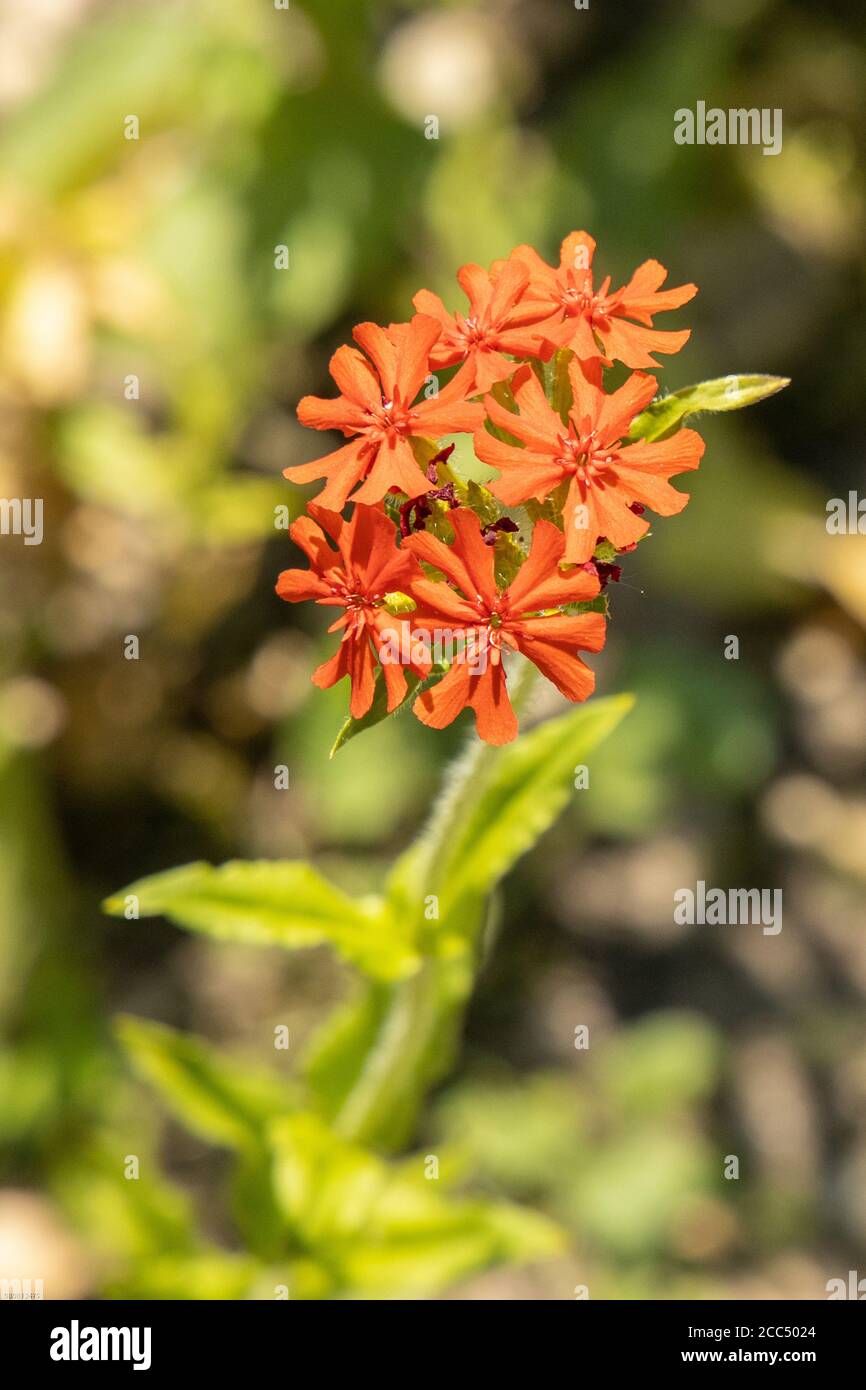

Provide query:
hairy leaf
left=104, top=860, right=419, bottom=980
left=430, top=693, right=634, bottom=914
left=268, top=1113, right=563, bottom=1297
left=115, top=1015, right=297, bottom=1150
left=302, top=984, right=393, bottom=1122
left=330, top=663, right=446, bottom=758
left=628, top=374, right=790, bottom=443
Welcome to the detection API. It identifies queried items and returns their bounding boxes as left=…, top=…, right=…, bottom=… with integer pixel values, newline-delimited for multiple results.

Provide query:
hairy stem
left=335, top=657, right=539, bottom=1149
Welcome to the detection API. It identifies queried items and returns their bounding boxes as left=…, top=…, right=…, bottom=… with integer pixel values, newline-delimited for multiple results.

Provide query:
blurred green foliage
left=94, top=696, right=629, bottom=1297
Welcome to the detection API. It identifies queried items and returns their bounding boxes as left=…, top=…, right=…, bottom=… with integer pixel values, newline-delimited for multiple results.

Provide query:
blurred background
left=1, top=0, right=865, bottom=1300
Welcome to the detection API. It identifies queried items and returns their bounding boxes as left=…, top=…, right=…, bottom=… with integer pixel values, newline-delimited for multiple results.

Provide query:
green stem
left=331, top=962, right=446, bottom=1148
left=417, top=654, right=539, bottom=879
left=551, top=348, right=573, bottom=421
left=334, top=658, right=539, bottom=1149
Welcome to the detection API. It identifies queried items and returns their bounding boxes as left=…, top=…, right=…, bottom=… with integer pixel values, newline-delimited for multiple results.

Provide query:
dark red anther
left=426, top=442, right=456, bottom=484
left=481, top=517, right=520, bottom=546
left=399, top=495, right=431, bottom=537
left=595, top=562, right=622, bottom=588
left=579, top=557, right=620, bottom=587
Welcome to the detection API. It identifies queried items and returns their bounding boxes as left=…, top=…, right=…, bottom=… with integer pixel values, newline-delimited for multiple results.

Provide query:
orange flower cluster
left=278, top=232, right=701, bottom=744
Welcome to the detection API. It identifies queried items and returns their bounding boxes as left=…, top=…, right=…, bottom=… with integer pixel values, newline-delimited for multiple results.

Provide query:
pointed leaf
left=430, top=693, right=634, bottom=913
left=110, top=1251, right=260, bottom=1301
left=267, top=1113, right=563, bottom=1297
left=629, top=374, right=789, bottom=442
left=115, top=1015, right=298, bottom=1150
left=330, top=662, right=448, bottom=757
left=302, top=984, right=392, bottom=1122
left=104, top=860, right=419, bottom=980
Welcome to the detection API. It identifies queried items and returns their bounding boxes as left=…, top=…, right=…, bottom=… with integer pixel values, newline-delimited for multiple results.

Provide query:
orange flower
left=413, top=260, right=558, bottom=397
left=475, top=360, right=705, bottom=564
left=507, top=231, right=697, bottom=368
left=404, top=509, right=605, bottom=745
left=285, top=314, right=482, bottom=512
left=276, top=503, right=428, bottom=718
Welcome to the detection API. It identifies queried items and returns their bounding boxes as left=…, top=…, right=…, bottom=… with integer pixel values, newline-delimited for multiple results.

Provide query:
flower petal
left=456, top=262, right=492, bottom=314
left=275, top=567, right=332, bottom=604
left=599, top=317, right=691, bottom=368
left=511, top=620, right=601, bottom=702
left=287, top=514, right=337, bottom=571
left=409, top=577, right=481, bottom=625
left=283, top=441, right=369, bottom=512
left=411, top=289, right=451, bottom=329
left=467, top=661, right=518, bottom=745
left=505, top=520, right=600, bottom=610
left=347, top=630, right=378, bottom=718
left=351, top=436, right=428, bottom=503
left=596, top=370, right=658, bottom=442
left=584, top=481, right=650, bottom=555
left=328, top=344, right=381, bottom=408
left=487, top=257, right=530, bottom=322
left=391, top=313, right=442, bottom=406
left=471, top=347, right=522, bottom=396
left=507, top=245, right=559, bottom=307
left=446, top=508, right=499, bottom=608
left=344, top=504, right=421, bottom=593
left=414, top=393, right=484, bottom=436
left=353, top=322, right=400, bottom=399
left=611, top=259, right=697, bottom=325
left=562, top=359, right=603, bottom=437
left=412, top=661, right=473, bottom=730
left=559, top=230, right=597, bottom=278
left=297, top=392, right=367, bottom=434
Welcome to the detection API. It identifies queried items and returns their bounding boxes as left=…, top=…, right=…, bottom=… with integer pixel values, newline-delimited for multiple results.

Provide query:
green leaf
left=628, top=374, right=790, bottom=443
left=115, top=1015, right=297, bottom=1150
left=421, top=693, right=634, bottom=917
left=341, top=1197, right=562, bottom=1299
left=302, top=984, right=392, bottom=1122
left=267, top=1113, right=563, bottom=1297
left=58, top=1139, right=199, bottom=1262
left=433, top=1073, right=586, bottom=1194
left=231, top=1150, right=294, bottom=1262
left=594, top=1012, right=721, bottom=1118
left=104, top=860, right=420, bottom=981
left=109, top=1251, right=260, bottom=1302
left=269, top=1113, right=384, bottom=1248
left=328, top=685, right=633, bottom=1154
left=567, top=1124, right=713, bottom=1259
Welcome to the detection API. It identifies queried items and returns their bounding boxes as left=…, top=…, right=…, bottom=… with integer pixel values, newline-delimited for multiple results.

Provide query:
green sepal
left=330, top=660, right=450, bottom=757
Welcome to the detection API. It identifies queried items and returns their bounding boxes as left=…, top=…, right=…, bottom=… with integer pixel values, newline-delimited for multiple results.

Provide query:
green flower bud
left=382, top=591, right=416, bottom=616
